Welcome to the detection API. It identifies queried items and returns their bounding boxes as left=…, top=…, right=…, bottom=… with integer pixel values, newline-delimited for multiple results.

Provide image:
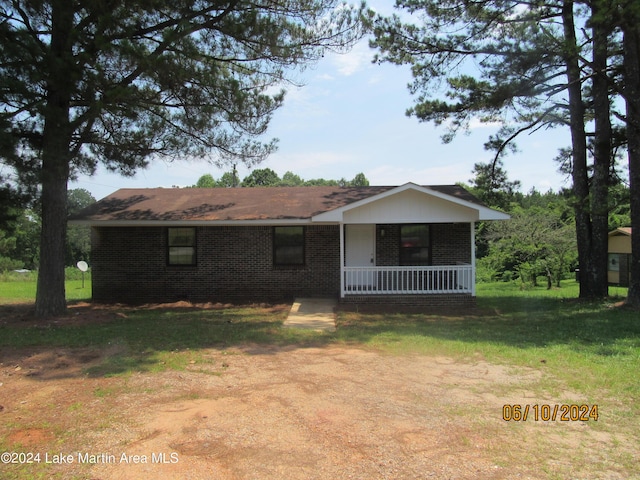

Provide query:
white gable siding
left=342, top=189, right=478, bottom=224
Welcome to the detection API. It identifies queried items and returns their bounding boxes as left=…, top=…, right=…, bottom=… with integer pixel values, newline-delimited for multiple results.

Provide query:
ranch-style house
left=70, top=183, right=509, bottom=307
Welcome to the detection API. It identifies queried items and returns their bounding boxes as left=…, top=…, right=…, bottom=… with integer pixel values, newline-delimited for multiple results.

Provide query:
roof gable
left=312, top=183, right=510, bottom=223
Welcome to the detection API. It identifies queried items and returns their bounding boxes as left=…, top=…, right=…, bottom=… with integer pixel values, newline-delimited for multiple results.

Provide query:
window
left=168, top=227, right=196, bottom=265
left=274, top=226, right=304, bottom=265
left=400, top=224, right=431, bottom=265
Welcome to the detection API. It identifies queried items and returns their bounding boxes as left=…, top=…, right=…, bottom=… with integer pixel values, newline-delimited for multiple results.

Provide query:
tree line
left=192, top=169, right=370, bottom=188
left=0, top=188, right=95, bottom=273
left=468, top=159, right=630, bottom=288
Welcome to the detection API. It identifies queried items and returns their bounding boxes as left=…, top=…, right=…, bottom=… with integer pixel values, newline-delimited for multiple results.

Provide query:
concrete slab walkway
left=283, top=297, right=337, bottom=332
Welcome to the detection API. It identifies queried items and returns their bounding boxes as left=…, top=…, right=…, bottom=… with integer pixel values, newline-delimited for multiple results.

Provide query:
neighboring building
left=608, top=227, right=632, bottom=286
left=70, top=183, right=509, bottom=307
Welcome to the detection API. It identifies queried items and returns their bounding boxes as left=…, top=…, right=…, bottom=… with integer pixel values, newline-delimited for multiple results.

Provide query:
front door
left=345, top=225, right=375, bottom=289
left=346, top=224, right=375, bottom=266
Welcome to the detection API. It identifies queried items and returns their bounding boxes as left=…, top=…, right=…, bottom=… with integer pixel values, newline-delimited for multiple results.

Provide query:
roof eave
left=477, top=209, right=511, bottom=221
left=69, top=218, right=316, bottom=227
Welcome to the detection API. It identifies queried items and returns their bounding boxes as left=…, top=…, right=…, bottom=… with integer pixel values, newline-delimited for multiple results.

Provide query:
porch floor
left=284, top=298, right=337, bottom=332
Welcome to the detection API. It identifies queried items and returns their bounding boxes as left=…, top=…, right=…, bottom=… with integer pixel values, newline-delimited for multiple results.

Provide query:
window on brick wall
left=400, top=224, right=431, bottom=265
left=167, top=227, right=196, bottom=265
left=273, top=226, right=305, bottom=265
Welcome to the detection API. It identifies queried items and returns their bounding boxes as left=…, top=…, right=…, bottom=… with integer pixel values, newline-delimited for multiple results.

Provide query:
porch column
left=471, top=222, right=476, bottom=296
left=339, top=222, right=345, bottom=298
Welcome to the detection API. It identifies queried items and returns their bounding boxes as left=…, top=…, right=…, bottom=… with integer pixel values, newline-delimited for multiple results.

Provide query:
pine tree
left=368, top=0, right=618, bottom=299
left=0, top=0, right=364, bottom=316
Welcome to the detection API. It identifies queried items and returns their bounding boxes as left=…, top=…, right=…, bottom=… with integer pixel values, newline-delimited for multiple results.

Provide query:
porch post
left=471, top=222, right=476, bottom=296
left=339, top=222, right=345, bottom=298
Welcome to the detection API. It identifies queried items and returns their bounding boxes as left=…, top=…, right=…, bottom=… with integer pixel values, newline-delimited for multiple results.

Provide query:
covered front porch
left=338, top=222, right=476, bottom=298
left=310, top=183, right=509, bottom=304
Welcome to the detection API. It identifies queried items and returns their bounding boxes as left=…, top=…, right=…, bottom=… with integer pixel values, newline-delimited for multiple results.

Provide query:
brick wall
left=91, top=226, right=166, bottom=304
left=91, top=222, right=473, bottom=305
left=376, top=224, right=400, bottom=266
left=91, top=225, right=340, bottom=304
left=339, top=294, right=476, bottom=308
left=432, top=223, right=472, bottom=265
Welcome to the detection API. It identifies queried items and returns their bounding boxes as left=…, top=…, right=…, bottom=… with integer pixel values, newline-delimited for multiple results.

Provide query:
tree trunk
left=34, top=0, right=74, bottom=317
left=562, top=0, right=600, bottom=298
left=36, top=158, right=70, bottom=317
left=622, top=7, right=640, bottom=307
left=590, top=0, right=612, bottom=298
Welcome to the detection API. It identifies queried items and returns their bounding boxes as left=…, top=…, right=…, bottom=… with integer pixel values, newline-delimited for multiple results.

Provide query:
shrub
left=65, top=266, right=91, bottom=281
left=0, top=269, right=36, bottom=282
left=0, top=256, right=25, bottom=273
left=475, top=259, right=495, bottom=283
left=501, top=270, right=515, bottom=282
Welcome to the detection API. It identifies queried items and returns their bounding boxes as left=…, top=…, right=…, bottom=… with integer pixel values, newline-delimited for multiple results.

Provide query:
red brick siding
left=339, top=294, right=476, bottom=308
left=91, top=223, right=473, bottom=305
left=91, top=225, right=340, bottom=304
left=376, top=224, right=400, bottom=266
left=432, top=223, right=472, bottom=265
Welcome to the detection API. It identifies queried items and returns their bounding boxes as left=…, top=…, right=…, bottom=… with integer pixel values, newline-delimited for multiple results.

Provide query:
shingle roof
left=70, top=184, right=486, bottom=223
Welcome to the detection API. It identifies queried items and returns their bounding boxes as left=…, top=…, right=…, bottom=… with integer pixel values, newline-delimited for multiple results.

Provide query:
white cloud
left=316, top=73, right=335, bottom=81
left=329, top=42, right=374, bottom=76
left=536, top=179, right=554, bottom=191
left=367, top=73, right=385, bottom=85
left=276, top=85, right=332, bottom=123
left=468, top=117, right=503, bottom=130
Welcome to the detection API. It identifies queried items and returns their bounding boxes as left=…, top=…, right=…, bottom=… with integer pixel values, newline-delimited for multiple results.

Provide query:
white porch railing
left=342, top=264, right=474, bottom=296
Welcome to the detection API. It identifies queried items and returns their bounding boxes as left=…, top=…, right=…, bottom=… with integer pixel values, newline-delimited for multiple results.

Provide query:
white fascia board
left=477, top=208, right=510, bottom=221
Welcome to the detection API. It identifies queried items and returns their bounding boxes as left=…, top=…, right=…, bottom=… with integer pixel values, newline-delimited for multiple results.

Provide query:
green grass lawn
left=0, top=269, right=91, bottom=303
left=0, top=279, right=92, bottom=303
left=1, top=278, right=638, bottom=410
left=336, top=281, right=638, bottom=409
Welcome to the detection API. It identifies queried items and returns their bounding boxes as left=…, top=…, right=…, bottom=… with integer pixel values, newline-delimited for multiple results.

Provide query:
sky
left=70, top=1, right=574, bottom=201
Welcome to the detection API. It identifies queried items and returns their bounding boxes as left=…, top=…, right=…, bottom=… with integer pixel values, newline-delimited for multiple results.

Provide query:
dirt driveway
left=0, top=311, right=634, bottom=479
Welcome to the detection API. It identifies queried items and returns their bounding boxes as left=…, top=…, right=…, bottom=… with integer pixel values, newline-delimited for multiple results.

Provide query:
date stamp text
left=502, top=404, right=598, bottom=422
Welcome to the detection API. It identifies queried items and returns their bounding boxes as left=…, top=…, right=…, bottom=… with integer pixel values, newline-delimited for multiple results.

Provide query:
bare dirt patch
left=0, top=305, right=635, bottom=479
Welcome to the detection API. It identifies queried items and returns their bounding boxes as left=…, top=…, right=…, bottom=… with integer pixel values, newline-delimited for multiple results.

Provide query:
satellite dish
left=77, top=261, right=89, bottom=272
